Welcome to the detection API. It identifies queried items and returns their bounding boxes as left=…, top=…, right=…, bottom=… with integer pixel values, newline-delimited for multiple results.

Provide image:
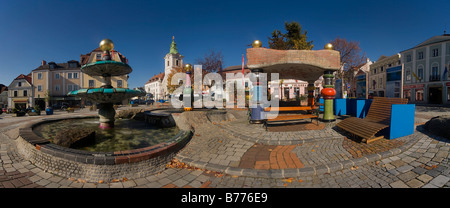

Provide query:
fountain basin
left=68, top=88, right=144, bottom=104
left=15, top=114, right=192, bottom=182
left=81, top=60, right=132, bottom=76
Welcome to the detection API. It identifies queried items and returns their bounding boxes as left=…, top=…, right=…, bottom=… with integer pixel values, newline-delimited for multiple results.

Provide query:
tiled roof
left=146, top=72, right=165, bottom=84
left=32, top=61, right=81, bottom=71
left=80, top=47, right=128, bottom=65
left=14, top=74, right=32, bottom=84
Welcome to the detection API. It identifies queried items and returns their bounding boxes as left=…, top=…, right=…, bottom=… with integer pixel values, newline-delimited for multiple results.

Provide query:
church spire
left=169, top=36, right=178, bottom=54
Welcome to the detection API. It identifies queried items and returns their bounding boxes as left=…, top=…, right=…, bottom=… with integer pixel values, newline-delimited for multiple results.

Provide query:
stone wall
left=15, top=113, right=192, bottom=183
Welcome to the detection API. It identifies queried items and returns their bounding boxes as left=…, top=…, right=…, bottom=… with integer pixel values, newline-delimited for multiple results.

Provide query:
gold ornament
left=184, top=63, right=193, bottom=72
left=324, top=43, right=333, bottom=50
left=252, top=40, right=262, bottom=48
left=99, top=39, right=114, bottom=51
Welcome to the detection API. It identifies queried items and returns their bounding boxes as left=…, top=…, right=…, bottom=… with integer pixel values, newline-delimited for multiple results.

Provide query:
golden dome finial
left=324, top=43, right=333, bottom=50
left=252, top=40, right=262, bottom=48
left=99, top=39, right=114, bottom=51
left=184, top=63, right=192, bottom=72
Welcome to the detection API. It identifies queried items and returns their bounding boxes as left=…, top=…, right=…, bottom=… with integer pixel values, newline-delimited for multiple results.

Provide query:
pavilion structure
left=246, top=41, right=340, bottom=122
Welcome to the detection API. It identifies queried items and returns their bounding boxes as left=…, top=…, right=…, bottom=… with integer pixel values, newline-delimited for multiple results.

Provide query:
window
left=55, top=85, right=60, bottom=92
left=405, top=68, right=411, bottom=81
left=23, top=90, right=27, bottom=97
left=416, top=90, right=424, bottom=101
left=167, top=61, right=170, bottom=66
left=117, top=80, right=123, bottom=88
left=406, top=55, right=412, bottom=62
left=55, top=73, right=60, bottom=79
left=38, top=85, right=42, bottom=92
left=38, top=73, right=43, bottom=80
left=49, top=64, right=55, bottom=69
left=88, top=80, right=95, bottom=88
left=73, top=72, right=78, bottom=79
left=432, top=49, right=439, bottom=57
left=18, top=82, right=22, bottom=87
left=448, top=87, right=450, bottom=101
left=404, top=90, right=411, bottom=101
left=176, top=60, right=179, bottom=66
left=67, top=85, right=73, bottom=92
left=379, top=77, right=383, bottom=88
left=14, top=91, right=17, bottom=97
left=418, top=52, right=424, bottom=60
left=74, top=85, right=79, bottom=90
left=67, top=73, right=73, bottom=79
left=381, top=66, right=384, bottom=72
left=96, top=53, right=102, bottom=60
left=69, top=62, right=77, bottom=68
left=374, top=68, right=377, bottom=74
left=431, top=64, right=440, bottom=81
left=417, top=66, right=424, bottom=81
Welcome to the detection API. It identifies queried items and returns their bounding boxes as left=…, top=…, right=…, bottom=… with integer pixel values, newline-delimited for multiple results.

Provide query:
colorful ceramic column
left=184, top=64, right=193, bottom=111
left=321, top=70, right=336, bottom=122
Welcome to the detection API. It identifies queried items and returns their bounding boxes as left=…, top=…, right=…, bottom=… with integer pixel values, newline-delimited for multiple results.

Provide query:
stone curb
left=176, top=131, right=422, bottom=179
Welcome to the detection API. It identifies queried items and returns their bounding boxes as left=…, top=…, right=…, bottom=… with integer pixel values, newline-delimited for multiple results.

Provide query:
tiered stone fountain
left=67, top=39, right=145, bottom=129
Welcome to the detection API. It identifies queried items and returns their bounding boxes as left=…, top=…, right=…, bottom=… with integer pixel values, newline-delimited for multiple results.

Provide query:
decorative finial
left=173, top=36, right=175, bottom=40
left=99, top=39, right=114, bottom=51
left=324, top=43, right=333, bottom=50
left=184, top=64, right=192, bottom=72
left=252, top=40, right=262, bottom=48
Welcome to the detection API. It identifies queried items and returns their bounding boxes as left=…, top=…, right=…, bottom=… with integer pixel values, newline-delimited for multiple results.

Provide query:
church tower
left=164, top=36, right=184, bottom=75
left=162, top=36, right=184, bottom=98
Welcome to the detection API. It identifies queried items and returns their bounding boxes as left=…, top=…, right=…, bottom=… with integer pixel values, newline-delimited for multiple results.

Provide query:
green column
left=321, top=70, right=336, bottom=122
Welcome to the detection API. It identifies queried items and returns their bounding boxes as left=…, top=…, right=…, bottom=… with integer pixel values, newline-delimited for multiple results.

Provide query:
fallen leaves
left=350, top=165, right=359, bottom=170
left=166, top=158, right=224, bottom=178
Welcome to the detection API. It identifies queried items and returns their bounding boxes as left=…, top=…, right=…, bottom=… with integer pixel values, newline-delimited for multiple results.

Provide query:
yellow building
left=8, top=74, right=34, bottom=110
left=31, top=60, right=82, bottom=108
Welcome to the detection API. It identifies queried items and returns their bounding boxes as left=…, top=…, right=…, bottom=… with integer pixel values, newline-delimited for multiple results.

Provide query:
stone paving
left=0, top=105, right=449, bottom=188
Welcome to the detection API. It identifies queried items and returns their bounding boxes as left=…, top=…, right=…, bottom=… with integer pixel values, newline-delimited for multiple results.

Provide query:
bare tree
left=195, top=49, right=224, bottom=73
left=330, top=37, right=366, bottom=97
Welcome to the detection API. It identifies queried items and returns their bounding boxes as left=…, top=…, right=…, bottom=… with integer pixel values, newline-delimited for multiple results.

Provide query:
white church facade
left=145, top=37, right=184, bottom=100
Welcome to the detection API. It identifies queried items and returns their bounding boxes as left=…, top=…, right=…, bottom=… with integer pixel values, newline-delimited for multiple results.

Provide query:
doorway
left=428, top=86, right=442, bottom=104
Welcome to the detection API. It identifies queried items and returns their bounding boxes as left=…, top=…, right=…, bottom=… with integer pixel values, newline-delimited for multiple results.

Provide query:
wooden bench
left=336, top=97, right=408, bottom=143
left=263, top=106, right=319, bottom=130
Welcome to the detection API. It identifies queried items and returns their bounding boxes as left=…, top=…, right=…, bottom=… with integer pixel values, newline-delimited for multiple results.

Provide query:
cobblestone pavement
left=0, top=105, right=449, bottom=188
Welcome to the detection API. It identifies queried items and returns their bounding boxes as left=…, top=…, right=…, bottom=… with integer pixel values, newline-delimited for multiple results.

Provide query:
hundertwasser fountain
left=68, top=39, right=145, bottom=129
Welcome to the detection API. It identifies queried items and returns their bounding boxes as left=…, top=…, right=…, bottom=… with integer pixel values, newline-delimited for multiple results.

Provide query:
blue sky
left=0, top=0, right=449, bottom=89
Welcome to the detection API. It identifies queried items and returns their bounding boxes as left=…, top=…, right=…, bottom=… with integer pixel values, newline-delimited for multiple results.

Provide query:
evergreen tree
left=268, top=21, right=314, bottom=50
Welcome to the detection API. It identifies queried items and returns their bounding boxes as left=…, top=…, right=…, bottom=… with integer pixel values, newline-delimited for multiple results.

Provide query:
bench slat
left=337, top=97, right=407, bottom=143
left=268, top=114, right=317, bottom=122
left=264, top=106, right=316, bottom=112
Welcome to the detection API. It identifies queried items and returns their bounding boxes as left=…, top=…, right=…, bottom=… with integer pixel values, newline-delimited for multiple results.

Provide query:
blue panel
left=364, top=99, right=372, bottom=117
left=319, top=98, right=324, bottom=112
left=356, top=99, right=366, bottom=118
left=389, top=104, right=415, bottom=139
left=334, top=99, right=347, bottom=116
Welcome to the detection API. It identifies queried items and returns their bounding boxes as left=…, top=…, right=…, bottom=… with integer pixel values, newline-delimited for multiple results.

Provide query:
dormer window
left=68, top=62, right=78, bottom=68
left=49, top=62, right=56, bottom=69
